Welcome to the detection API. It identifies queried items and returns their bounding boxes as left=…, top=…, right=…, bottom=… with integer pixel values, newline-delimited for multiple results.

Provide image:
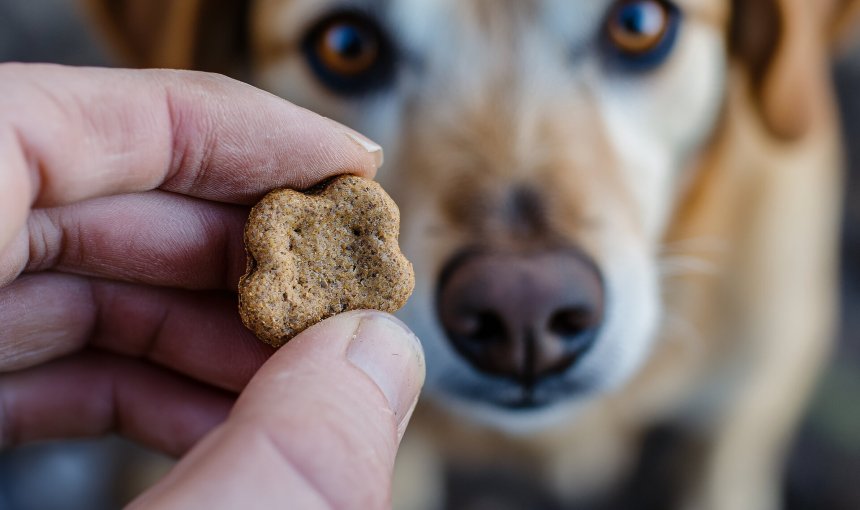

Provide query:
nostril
left=472, top=311, right=507, bottom=343
left=549, top=307, right=598, bottom=343
left=453, top=311, right=507, bottom=344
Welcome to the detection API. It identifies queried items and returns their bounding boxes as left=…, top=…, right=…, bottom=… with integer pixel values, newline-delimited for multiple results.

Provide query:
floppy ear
left=729, top=0, right=858, bottom=140
left=829, top=0, right=860, bottom=50
left=84, top=0, right=250, bottom=78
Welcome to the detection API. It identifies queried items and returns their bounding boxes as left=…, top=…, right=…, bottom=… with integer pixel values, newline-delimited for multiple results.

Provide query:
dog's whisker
left=659, top=255, right=721, bottom=278
left=660, top=237, right=727, bottom=255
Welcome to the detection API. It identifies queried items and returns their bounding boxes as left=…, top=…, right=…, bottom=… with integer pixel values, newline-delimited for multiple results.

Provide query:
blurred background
left=0, top=0, right=858, bottom=508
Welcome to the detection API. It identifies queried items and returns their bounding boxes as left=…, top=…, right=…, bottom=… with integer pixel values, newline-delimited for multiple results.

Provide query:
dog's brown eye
left=603, top=0, right=681, bottom=71
left=607, top=0, right=671, bottom=54
left=302, top=11, right=396, bottom=96
left=315, top=18, right=379, bottom=76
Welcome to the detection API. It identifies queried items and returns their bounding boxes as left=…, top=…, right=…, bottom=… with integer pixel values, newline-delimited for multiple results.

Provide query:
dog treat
left=238, top=175, right=414, bottom=347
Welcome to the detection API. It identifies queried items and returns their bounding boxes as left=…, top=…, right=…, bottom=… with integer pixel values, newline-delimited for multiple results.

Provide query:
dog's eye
left=302, top=12, right=396, bottom=96
left=605, top=0, right=681, bottom=70
left=316, top=19, right=378, bottom=75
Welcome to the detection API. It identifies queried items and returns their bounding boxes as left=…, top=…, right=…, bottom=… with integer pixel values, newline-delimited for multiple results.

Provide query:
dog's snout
left=437, top=251, right=604, bottom=387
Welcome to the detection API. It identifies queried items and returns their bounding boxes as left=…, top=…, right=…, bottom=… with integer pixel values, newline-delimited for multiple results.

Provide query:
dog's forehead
left=388, top=0, right=604, bottom=49
left=383, top=0, right=598, bottom=59
left=259, top=0, right=728, bottom=64
left=267, top=0, right=727, bottom=37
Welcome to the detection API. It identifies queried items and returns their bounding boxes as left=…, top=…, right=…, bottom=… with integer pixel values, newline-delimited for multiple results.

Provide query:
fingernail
left=346, top=312, right=424, bottom=439
left=345, top=131, right=385, bottom=168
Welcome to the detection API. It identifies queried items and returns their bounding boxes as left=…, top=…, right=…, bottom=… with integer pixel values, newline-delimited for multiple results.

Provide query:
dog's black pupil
left=619, top=2, right=663, bottom=36
left=328, top=24, right=366, bottom=60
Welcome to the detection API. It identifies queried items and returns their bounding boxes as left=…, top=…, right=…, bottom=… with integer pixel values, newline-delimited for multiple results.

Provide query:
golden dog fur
left=86, top=1, right=859, bottom=508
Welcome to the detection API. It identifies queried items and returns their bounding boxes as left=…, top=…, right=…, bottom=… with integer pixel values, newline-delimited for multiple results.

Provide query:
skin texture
left=0, top=63, right=425, bottom=509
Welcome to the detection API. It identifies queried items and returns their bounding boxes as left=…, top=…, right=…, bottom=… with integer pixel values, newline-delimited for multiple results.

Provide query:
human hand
left=0, top=63, right=425, bottom=508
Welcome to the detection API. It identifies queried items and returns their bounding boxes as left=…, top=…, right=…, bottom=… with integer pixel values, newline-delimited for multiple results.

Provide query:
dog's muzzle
left=436, top=250, right=605, bottom=398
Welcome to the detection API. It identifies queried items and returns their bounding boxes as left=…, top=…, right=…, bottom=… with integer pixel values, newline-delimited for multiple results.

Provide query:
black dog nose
left=437, top=251, right=604, bottom=387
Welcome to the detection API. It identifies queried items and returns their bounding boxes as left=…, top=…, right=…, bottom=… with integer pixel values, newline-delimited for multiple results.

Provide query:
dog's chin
left=428, top=377, right=602, bottom=435
left=430, top=390, right=594, bottom=436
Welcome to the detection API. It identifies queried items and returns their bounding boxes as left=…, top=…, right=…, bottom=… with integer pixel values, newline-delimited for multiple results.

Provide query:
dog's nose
left=437, top=251, right=604, bottom=386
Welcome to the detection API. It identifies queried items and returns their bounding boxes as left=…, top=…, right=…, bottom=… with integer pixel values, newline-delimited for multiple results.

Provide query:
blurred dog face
left=248, top=0, right=730, bottom=430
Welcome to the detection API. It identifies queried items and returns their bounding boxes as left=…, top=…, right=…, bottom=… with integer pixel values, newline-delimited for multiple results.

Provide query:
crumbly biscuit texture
left=239, top=175, right=414, bottom=347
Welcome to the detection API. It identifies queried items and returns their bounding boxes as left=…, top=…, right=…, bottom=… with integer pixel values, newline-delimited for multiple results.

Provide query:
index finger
left=0, top=63, right=383, bottom=249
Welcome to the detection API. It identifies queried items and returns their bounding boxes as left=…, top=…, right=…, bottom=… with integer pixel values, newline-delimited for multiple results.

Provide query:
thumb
left=129, top=311, right=425, bottom=510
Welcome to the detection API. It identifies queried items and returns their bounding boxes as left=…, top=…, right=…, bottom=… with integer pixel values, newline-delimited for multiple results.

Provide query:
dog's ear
left=730, top=0, right=859, bottom=139
left=84, top=0, right=250, bottom=77
left=829, top=0, right=860, bottom=50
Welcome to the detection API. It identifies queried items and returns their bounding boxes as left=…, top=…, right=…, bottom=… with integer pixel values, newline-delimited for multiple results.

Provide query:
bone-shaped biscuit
left=238, top=175, right=415, bottom=347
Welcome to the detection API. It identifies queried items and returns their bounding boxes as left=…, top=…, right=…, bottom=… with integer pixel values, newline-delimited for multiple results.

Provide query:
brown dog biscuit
left=238, top=175, right=415, bottom=347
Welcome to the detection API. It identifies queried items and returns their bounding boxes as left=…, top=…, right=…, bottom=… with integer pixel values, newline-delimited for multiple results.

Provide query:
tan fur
left=84, top=1, right=855, bottom=508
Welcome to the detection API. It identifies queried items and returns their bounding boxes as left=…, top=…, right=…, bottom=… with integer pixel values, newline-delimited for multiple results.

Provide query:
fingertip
left=344, top=312, right=424, bottom=430
left=159, top=74, right=384, bottom=198
left=344, top=131, right=384, bottom=176
left=260, top=311, right=425, bottom=418
left=247, top=311, right=425, bottom=424
left=132, top=312, right=424, bottom=509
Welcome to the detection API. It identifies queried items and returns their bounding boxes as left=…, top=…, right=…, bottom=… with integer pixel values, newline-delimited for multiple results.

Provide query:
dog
left=85, top=0, right=859, bottom=508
